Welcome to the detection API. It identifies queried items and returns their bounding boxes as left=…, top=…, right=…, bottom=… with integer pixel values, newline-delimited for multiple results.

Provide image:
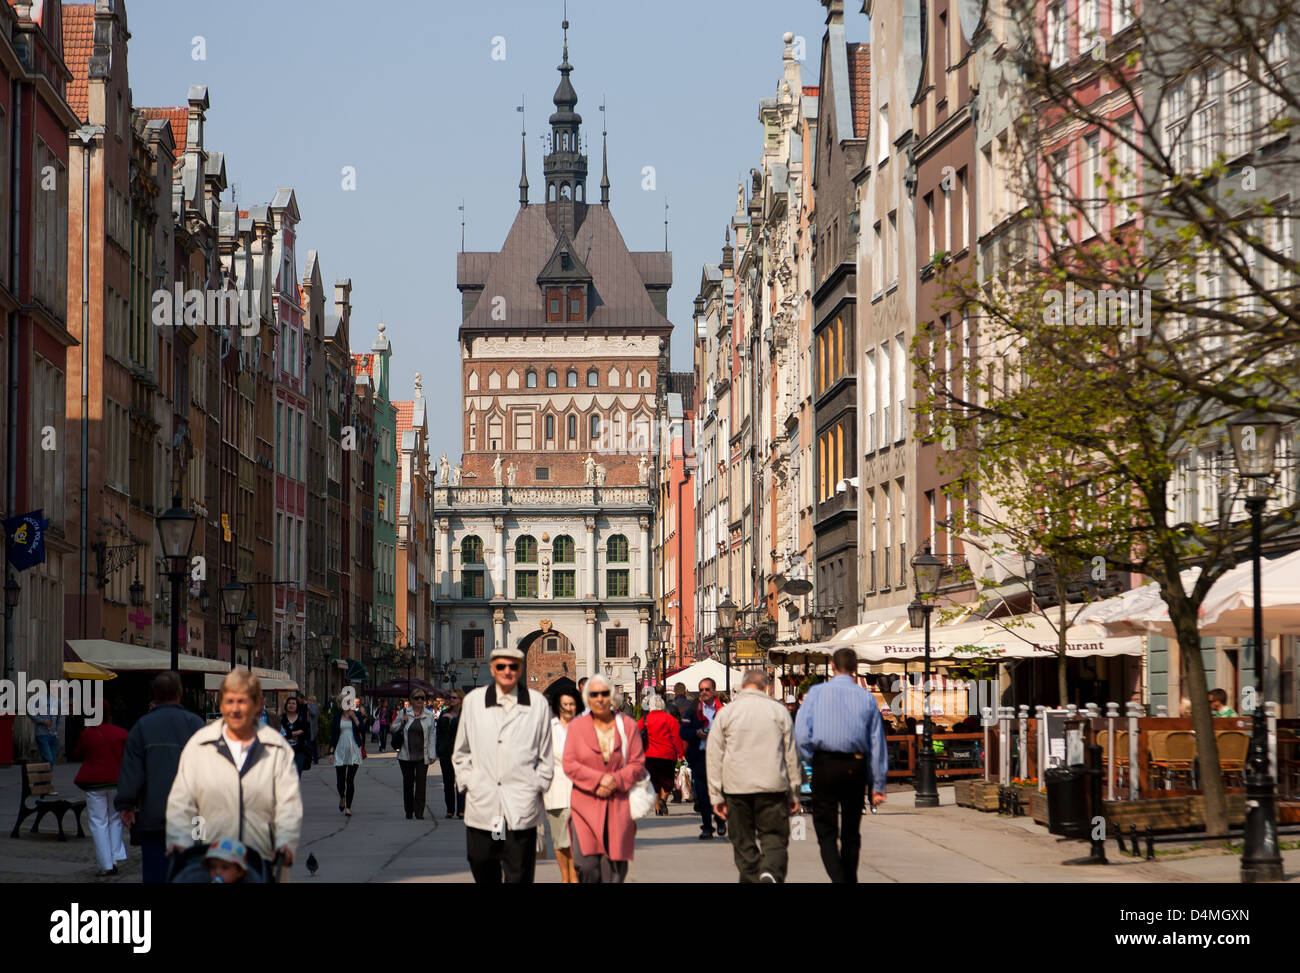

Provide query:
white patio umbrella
left=1197, top=547, right=1300, bottom=636
left=840, top=613, right=1143, bottom=662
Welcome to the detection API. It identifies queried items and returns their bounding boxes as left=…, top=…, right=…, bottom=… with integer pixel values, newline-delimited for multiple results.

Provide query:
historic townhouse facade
left=300, top=251, right=332, bottom=697
left=395, top=378, right=432, bottom=672
left=436, top=27, right=665, bottom=695
left=652, top=373, right=695, bottom=671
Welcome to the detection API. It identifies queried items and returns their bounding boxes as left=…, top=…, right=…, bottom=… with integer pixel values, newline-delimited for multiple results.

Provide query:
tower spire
left=599, top=98, right=610, bottom=206
left=518, top=94, right=528, bottom=207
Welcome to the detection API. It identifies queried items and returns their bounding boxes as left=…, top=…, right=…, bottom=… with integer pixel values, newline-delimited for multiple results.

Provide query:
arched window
left=546, top=369, right=558, bottom=388
left=561, top=183, right=572, bottom=200
left=589, top=413, right=601, bottom=442
left=514, top=535, right=539, bottom=598
left=526, top=370, right=537, bottom=388
left=545, top=414, right=555, bottom=440
left=576, top=184, right=584, bottom=203
left=607, top=535, right=629, bottom=561
left=515, top=535, right=537, bottom=562
left=567, top=414, right=577, bottom=441
left=462, top=536, right=484, bottom=563
left=566, top=369, right=578, bottom=388
left=549, top=184, right=557, bottom=202
left=586, top=368, right=598, bottom=387
left=553, top=535, right=576, bottom=598
left=553, top=535, right=575, bottom=562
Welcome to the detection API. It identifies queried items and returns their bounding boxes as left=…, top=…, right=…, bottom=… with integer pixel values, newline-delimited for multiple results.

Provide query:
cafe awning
left=66, top=639, right=230, bottom=674
left=203, top=668, right=298, bottom=693
left=62, top=660, right=116, bottom=681
left=839, top=613, right=1144, bottom=663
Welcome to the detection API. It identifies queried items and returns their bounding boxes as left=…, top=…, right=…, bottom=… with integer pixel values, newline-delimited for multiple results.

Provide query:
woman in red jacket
left=74, top=702, right=129, bottom=876
left=638, top=693, right=685, bottom=816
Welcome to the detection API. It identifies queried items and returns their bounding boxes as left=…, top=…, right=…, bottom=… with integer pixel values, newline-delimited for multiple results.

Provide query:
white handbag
left=614, top=715, right=657, bottom=821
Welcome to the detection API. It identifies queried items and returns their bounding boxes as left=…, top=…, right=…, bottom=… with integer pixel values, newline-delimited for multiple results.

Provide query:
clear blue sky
left=125, top=0, right=866, bottom=463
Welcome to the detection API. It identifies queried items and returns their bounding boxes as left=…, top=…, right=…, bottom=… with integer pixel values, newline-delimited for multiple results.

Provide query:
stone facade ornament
left=583, top=453, right=597, bottom=485
left=450, top=464, right=462, bottom=485
left=439, top=452, right=451, bottom=485
left=506, top=462, right=518, bottom=487
left=595, top=463, right=607, bottom=486
left=492, top=453, right=503, bottom=485
left=637, top=454, right=649, bottom=484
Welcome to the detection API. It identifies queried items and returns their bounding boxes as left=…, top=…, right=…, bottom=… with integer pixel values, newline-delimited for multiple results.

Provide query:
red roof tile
left=62, top=4, right=93, bottom=121
left=138, top=107, right=188, bottom=160
left=802, top=85, right=820, bottom=96
left=846, top=44, right=870, bottom=141
left=393, top=400, right=414, bottom=434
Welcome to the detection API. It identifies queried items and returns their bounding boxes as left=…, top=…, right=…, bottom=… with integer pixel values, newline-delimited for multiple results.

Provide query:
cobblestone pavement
left=2, top=755, right=1296, bottom=883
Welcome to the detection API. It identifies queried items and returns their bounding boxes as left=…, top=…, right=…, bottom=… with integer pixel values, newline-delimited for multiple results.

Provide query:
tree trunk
left=1171, top=606, right=1227, bottom=835
left=1057, top=581, right=1069, bottom=705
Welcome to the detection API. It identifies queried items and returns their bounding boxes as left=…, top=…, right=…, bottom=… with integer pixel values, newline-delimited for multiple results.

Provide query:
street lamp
left=654, top=619, right=671, bottom=684
left=221, top=577, right=249, bottom=672
left=156, top=495, right=197, bottom=672
left=471, top=662, right=481, bottom=684
left=241, top=609, right=259, bottom=670
left=4, top=573, right=19, bottom=619
left=632, top=652, right=641, bottom=706
left=1227, top=409, right=1284, bottom=883
left=911, top=547, right=943, bottom=809
left=717, top=596, right=737, bottom=696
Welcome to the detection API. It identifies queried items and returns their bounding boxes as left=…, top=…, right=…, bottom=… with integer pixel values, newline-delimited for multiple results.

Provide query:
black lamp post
left=654, top=619, right=671, bottom=689
left=240, top=609, right=259, bottom=670
left=1228, top=410, right=1284, bottom=883
left=156, top=496, right=197, bottom=672
left=4, top=572, right=19, bottom=618
left=631, top=652, right=641, bottom=705
left=911, top=547, right=943, bottom=808
left=221, top=577, right=248, bottom=672
left=717, top=596, right=737, bottom=696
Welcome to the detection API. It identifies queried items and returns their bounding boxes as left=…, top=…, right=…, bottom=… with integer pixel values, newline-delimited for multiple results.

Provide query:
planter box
left=1187, top=793, right=1247, bottom=829
left=1030, top=791, right=1049, bottom=826
left=1103, top=796, right=1190, bottom=833
left=971, top=781, right=1001, bottom=812
left=954, top=780, right=976, bottom=807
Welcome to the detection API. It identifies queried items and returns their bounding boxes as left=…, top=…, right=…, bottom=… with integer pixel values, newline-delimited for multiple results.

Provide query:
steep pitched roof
left=61, top=3, right=94, bottom=123
left=394, top=400, right=414, bottom=433
left=458, top=204, right=672, bottom=331
left=846, top=43, right=871, bottom=140
left=137, top=107, right=188, bottom=160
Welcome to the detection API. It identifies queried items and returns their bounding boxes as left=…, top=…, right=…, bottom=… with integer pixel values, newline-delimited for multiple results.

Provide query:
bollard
left=1085, top=702, right=1101, bottom=720
left=1115, top=826, right=1126, bottom=855
left=1035, top=705, right=1048, bottom=785
left=1155, top=703, right=1168, bottom=717
left=1145, top=825, right=1155, bottom=861
left=1125, top=701, right=1142, bottom=801
left=982, top=706, right=994, bottom=780
left=999, top=707, right=1013, bottom=786
left=1129, top=824, right=1139, bottom=857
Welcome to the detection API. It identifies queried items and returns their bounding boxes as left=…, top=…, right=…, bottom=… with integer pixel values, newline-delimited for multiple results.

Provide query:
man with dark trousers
left=115, top=671, right=204, bottom=882
left=680, top=677, right=726, bottom=839
left=794, top=648, right=888, bottom=882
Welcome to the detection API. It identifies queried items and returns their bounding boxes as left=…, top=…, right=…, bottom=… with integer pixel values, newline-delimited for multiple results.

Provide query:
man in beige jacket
left=166, top=670, right=302, bottom=880
left=706, top=668, right=802, bottom=882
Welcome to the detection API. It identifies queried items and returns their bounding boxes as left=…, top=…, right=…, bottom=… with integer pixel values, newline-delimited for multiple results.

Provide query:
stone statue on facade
left=506, top=462, right=518, bottom=487
left=595, top=463, right=607, bottom=486
left=450, top=464, right=462, bottom=486
left=583, top=453, right=597, bottom=485
left=439, top=452, right=450, bottom=485
left=637, top=454, right=650, bottom=484
left=492, top=453, right=503, bottom=486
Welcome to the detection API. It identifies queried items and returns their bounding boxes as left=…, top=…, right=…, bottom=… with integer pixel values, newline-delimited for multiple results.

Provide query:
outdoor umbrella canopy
left=661, top=657, right=748, bottom=692
left=369, top=677, right=439, bottom=698
left=835, top=613, right=1143, bottom=663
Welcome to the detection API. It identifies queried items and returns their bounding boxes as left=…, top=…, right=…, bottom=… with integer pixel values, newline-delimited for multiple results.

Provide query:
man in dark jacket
left=115, top=671, right=204, bottom=882
left=435, top=692, right=465, bottom=817
left=680, top=678, right=726, bottom=839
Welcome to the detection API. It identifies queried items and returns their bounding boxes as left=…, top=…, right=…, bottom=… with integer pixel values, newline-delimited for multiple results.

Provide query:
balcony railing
left=433, top=484, right=651, bottom=507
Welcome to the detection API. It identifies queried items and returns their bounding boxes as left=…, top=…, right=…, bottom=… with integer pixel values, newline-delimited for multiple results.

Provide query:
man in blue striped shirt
left=794, top=648, right=888, bottom=883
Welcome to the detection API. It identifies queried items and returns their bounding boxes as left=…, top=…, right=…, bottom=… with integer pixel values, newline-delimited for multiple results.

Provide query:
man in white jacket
left=452, top=645, right=553, bottom=883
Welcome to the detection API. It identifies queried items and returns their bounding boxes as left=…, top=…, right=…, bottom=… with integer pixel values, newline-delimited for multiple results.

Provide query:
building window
left=589, top=413, right=602, bottom=443
left=547, top=288, right=562, bottom=322
left=461, top=536, right=485, bottom=598
left=554, top=535, right=575, bottom=562
left=461, top=629, right=484, bottom=659
left=535, top=467, right=549, bottom=480
left=567, top=369, right=578, bottom=388
left=546, top=369, right=558, bottom=388
left=514, top=569, right=538, bottom=599
left=553, top=534, right=576, bottom=597
left=545, top=415, right=555, bottom=440
left=605, top=628, right=629, bottom=658
left=567, top=414, right=578, bottom=441
left=587, top=369, right=599, bottom=387
left=526, top=370, right=537, bottom=388
left=516, top=535, right=538, bottom=563
left=554, top=570, right=575, bottom=598
left=606, top=533, right=629, bottom=597
left=567, top=287, right=583, bottom=321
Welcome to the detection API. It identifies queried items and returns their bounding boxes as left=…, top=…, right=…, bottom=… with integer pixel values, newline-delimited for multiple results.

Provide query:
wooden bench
left=10, top=761, right=86, bottom=841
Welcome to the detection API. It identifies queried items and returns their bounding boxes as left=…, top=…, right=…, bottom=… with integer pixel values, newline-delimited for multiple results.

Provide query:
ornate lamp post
left=910, top=547, right=943, bottom=808
left=654, top=619, right=671, bottom=688
left=717, top=596, right=737, bottom=695
left=240, top=609, right=259, bottom=670
left=220, top=577, right=249, bottom=672
left=1228, top=411, right=1284, bottom=883
left=156, top=496, right=197, bottom=672
left=631, top=653, right=642, bottom=706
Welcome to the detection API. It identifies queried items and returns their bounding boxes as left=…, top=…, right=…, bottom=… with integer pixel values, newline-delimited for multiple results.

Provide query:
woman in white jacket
left=545, top=687, right=582, bottom=883
left=390, top=690, right=438, bottom=819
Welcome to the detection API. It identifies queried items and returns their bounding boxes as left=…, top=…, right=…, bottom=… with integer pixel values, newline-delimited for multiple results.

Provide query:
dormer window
left=561, top=252, right=571, bottom=271
left=566, top=287, right=584, bottom=322
left=547, top=288, right=562, bottom=322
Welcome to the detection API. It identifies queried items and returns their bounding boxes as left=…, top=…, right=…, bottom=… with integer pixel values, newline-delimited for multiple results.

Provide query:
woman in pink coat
left=563, top=674, right=646, bottom=883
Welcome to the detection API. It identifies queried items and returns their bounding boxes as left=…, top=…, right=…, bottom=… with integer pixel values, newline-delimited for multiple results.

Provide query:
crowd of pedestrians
left=34, top=639, right=894, bottom=884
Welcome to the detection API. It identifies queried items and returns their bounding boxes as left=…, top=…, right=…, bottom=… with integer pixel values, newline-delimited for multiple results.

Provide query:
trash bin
left=1045, top=764, right=1089, bottom=838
